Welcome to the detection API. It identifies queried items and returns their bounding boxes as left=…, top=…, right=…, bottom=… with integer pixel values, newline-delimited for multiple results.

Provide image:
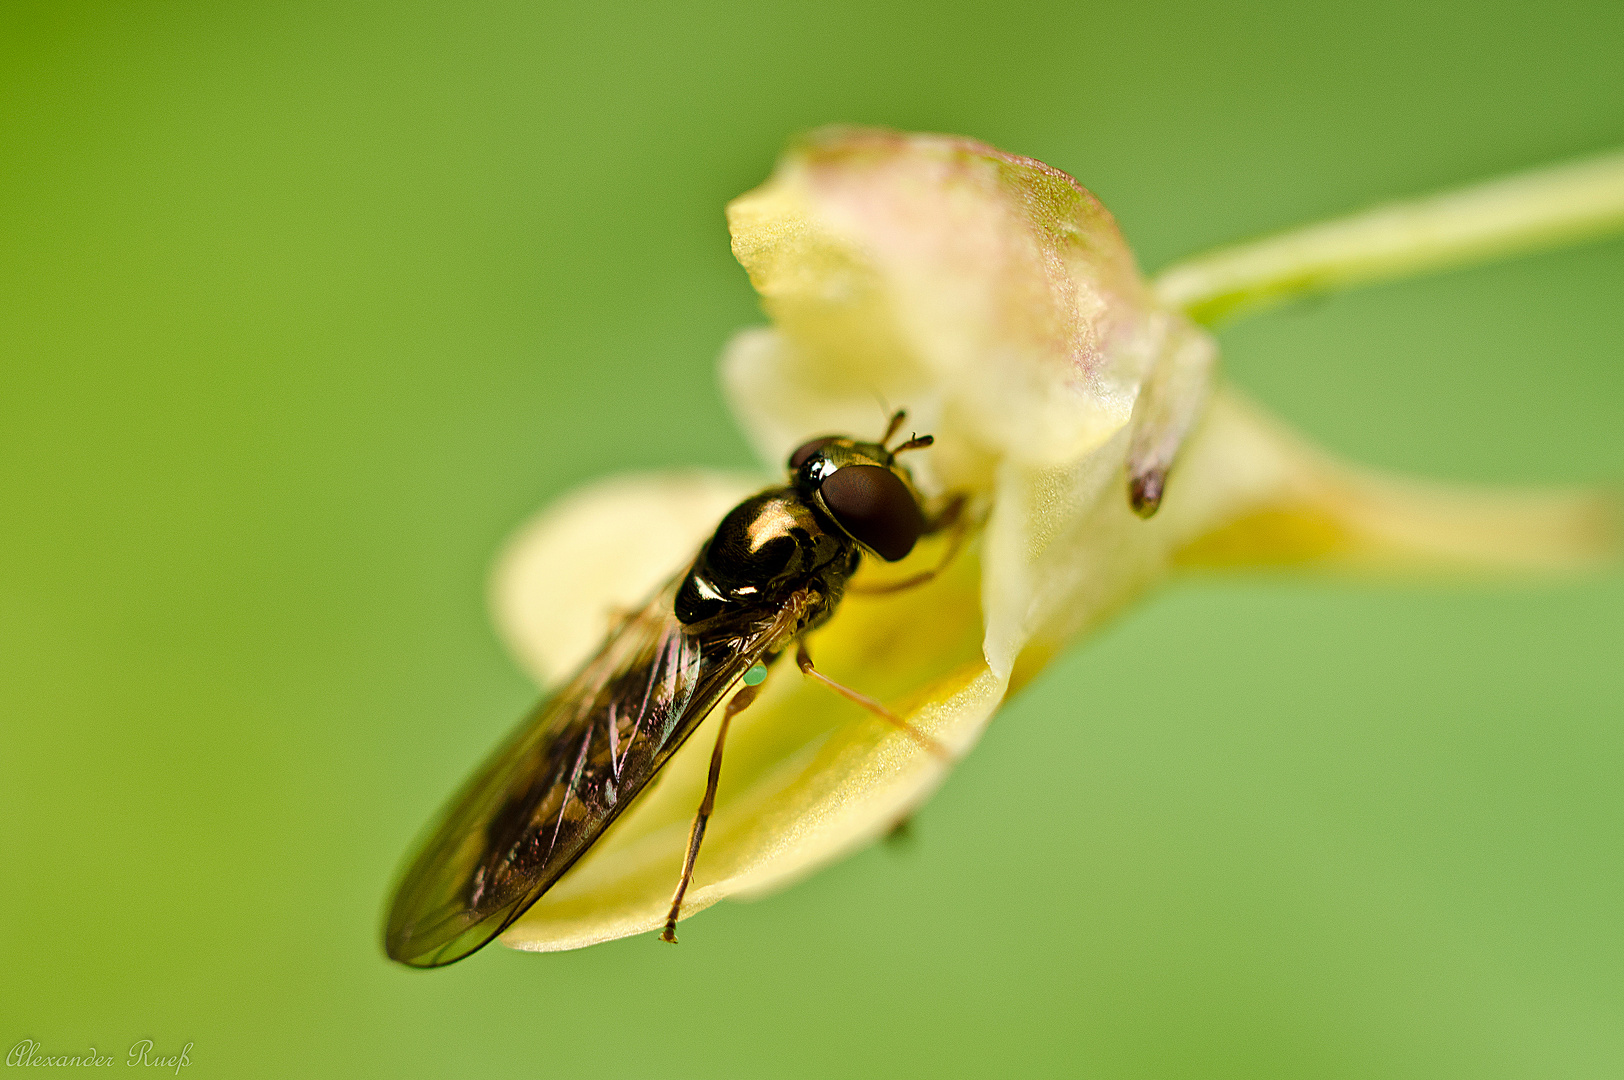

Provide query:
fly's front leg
left=794, top=640, right=951, bottom=763
left=1126, top=317, right=1218, bottom=517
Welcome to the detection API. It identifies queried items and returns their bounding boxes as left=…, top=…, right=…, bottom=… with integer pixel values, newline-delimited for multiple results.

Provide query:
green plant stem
left=1154, top=148, right=1624, bottom=325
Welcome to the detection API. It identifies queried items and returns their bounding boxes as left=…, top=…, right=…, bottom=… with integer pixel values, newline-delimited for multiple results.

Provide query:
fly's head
left=788, top=413, right=932, bottom=563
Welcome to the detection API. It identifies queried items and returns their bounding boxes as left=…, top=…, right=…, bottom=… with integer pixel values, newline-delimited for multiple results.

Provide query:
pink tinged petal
left=721, top=127, right=1221, bottom=684
left=725, top=127, right=1174, bottom=492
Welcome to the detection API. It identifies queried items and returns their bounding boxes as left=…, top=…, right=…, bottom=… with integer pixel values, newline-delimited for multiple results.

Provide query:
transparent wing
left=384, top=574, right=781, bottom=967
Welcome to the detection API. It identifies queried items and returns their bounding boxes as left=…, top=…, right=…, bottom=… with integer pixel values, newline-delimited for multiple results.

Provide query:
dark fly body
left=384, top=413, right=952, bottom=967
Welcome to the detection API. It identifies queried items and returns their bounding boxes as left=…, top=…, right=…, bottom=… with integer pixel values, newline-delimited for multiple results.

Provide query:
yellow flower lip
left=482, top=128, right=1620, bottom=952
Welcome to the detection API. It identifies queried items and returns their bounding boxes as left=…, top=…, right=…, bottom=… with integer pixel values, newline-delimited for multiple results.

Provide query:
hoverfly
left=384, top=412, right=959, bottom=967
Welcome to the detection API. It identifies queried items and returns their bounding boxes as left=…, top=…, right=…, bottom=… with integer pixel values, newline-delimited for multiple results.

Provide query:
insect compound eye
left=788, top=437, right=837, bottom=471
left=819, top=464, right=925, bottom=562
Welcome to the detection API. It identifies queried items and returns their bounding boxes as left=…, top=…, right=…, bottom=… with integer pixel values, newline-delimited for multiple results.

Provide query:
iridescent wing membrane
left=385, top=574, right=786, bottom=967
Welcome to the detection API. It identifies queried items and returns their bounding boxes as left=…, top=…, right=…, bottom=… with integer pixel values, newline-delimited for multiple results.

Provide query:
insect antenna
left=880, top=409, right=908, bottom=445
left=888, top=433, right=933, bottom=457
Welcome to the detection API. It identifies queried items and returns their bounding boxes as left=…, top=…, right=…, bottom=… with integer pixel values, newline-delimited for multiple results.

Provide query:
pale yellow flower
left=490, top=128, right=1622, bottom=951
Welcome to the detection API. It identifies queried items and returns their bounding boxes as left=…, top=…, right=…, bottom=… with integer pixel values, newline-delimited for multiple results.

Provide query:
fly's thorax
left=674, top=489, right=858, bottom=626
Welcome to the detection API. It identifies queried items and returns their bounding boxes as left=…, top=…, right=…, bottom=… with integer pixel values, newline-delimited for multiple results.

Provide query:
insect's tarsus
left=881, top=409, right=908, bottom=446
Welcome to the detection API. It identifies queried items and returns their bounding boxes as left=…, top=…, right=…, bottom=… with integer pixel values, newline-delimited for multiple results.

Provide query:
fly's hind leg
left=661, top=679, right=762, bottom=943
left=1127, top=318, right=1217, bottom=517
left=794, top=641, right=952, bottom=763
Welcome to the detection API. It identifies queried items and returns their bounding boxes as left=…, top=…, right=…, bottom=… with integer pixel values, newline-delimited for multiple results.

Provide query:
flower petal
left=724, top=127, right=1170, bottom=491
left=1166, top=392, right=1622, bottom=577
left=722, top=128, right=1216, bottom=681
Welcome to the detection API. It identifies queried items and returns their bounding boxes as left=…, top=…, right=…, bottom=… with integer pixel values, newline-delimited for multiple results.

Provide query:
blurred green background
left=3, top=0, right=1621, bottom=1076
